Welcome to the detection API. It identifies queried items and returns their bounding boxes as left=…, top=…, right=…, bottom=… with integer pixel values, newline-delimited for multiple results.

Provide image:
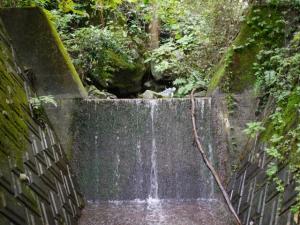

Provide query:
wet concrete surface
left=79, top=199, right=235, bottom=225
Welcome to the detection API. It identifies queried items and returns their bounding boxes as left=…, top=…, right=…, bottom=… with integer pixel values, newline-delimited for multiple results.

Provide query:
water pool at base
left=79, top=199, right=234, bottom=225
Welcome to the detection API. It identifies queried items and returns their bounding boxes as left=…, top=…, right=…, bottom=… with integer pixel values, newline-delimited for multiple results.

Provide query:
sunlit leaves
left=243, top=122, right=265, bottom=138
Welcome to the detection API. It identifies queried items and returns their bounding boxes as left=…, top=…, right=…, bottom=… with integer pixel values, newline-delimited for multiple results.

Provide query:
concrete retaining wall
left=0, top=14, right=83, bottom=225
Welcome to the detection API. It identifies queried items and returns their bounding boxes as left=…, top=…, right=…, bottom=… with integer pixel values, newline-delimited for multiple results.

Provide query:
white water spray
left=148, top=100, right=159, bottom=202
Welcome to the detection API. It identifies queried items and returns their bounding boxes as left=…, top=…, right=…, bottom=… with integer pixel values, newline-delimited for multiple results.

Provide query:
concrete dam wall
left=71, top=98, right=217, bottom=201
left=71, top=98, right=236, bottom=225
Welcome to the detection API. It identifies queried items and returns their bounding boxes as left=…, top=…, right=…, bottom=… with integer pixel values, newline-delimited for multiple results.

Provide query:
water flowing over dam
left=70, top=98, right=234, bottom=225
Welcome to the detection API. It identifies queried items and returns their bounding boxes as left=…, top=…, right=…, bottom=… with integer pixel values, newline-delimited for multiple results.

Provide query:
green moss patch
left=262, top=90, right=300, bottom=141
left=0, top=21, right=30, bottom=169
left=41, top=8, right=87, bottom=97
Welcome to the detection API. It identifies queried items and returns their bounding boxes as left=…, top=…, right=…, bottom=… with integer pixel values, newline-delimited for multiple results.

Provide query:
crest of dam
left=70, top=98, right=218, bottom=201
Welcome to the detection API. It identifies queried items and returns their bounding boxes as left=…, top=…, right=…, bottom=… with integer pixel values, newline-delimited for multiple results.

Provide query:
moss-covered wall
left=0, top=16, right=83, bottom=225
left=207, top=4, right=289, bottom=170
left=0, top=16, right=30, bottom=174
left=227, top=90, right=299, bottom=224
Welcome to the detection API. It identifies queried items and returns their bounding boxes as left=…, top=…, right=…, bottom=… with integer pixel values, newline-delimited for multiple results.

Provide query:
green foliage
left=1, top=0, right=60, bottom=8
left=144, top=0, right=244, bottom=96
left=29, top=95, right=57, bottom=110
left=2, top=0, right=247, bottom=97
left=29, top=95, right=57, bottom=125
left=249, top=22, right=300, bottom=212
left=0, top=0, right=84, bottom=15
left=243, top=122, right=265, bottom=138
left=145, top=35, right=205, bottom=85
left=267, top=0, right=300, bottom=6
left=65, top=25, right=141, bottom=88
left=221, top=6, right=284, bottom=92
left=173, top=72, right=207, bottom=97
left=18, top=0, right=50, bottom=7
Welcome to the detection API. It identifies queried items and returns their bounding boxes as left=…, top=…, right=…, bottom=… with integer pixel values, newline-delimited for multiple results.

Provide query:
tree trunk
left=149, top=1, right=160, bottom=49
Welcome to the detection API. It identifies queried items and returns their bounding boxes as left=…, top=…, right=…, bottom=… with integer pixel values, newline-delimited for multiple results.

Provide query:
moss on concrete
left=262, top=90, right=300, bottom=141
left=208, top=5, right=285, bottom=93
left=41, top=8, right=87, bottom=97
left=0, top=20, right=30, bottom=169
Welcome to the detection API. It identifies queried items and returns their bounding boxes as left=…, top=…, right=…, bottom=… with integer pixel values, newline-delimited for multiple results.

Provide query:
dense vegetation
left=245, top=16, right=300, bottom=213
left=1, top=0, right=245, bottom=97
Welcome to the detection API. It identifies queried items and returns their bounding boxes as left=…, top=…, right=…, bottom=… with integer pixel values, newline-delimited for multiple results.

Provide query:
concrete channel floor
left=79, top=199, right=235, bottom=225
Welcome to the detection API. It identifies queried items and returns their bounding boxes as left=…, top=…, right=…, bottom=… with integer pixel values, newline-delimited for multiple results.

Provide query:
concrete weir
left=70, top=98, right=235, bottom=225
left=71, top=98, right=216, bottom=201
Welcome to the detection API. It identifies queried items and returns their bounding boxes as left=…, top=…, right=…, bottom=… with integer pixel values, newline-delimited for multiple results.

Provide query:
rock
left=19, top=173, right=30, bottom=183
left=193, top=91, right=207, bottom=97
left=139, top=88, right=176, bottom=99
left=151, top=63, right=172, bottom=81
left=160, top=87, right=176, bottom=98
left=108, top=56, right=146, bottom=96
left=139, top=90, right=164, bottom=99
left=87, top=85, right=117, bottom=99
left=143, top=80, right=165, bottom=92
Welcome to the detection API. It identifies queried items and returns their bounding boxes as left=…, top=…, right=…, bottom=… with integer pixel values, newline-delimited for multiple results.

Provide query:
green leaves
left=264, top=70, right=277, bottom=86
left=173, top=72, right=207, bottom=97
left=66, top=25, right=140, bottom=87
left=252, top=26, right=300, bottom=211
left=243, top=122, right=265, bottom=138
left=266, top=162, right=278, bottom=178
left=270, top=134, right=284, bottom=143
left=265, top=146, right=282, bottom=159
left=29, top=95, right=57, bottom=110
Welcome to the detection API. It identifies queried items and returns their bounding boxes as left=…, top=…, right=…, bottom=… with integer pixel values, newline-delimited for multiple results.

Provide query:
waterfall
left=115, top=153, right=120, bottom=191
left=148, top=100, right=159, bottom=201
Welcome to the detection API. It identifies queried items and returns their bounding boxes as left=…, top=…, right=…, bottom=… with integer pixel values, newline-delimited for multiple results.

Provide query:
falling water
left=148, top=100, right=159, bottom=201
left=207, top=98, right=215, bottom=198
left=95, top=135, right=100, bottom=196
left=114, top=153, right=120, bottom=192
left=208, top=143, right=215, bottom=198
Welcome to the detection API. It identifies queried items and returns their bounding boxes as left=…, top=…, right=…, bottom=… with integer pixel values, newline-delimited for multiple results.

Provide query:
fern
left=29, top=95, right=57, bottom=110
